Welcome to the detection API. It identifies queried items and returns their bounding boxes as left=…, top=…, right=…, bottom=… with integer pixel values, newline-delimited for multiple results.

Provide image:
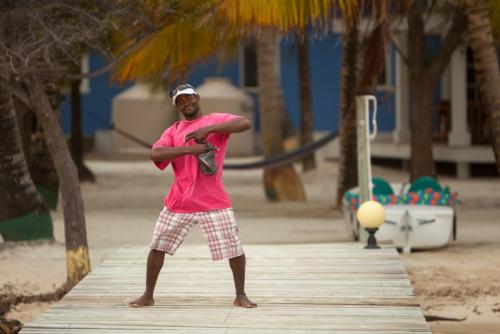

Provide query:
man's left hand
left=185, top=126, right=212, bottom=143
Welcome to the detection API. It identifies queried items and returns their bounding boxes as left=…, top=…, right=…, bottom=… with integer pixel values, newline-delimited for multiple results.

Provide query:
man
left=129, top=84, right=257, bottom=308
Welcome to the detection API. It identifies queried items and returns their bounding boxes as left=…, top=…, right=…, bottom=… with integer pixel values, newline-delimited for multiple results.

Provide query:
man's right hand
left=187, top=143, right=211, bottom=156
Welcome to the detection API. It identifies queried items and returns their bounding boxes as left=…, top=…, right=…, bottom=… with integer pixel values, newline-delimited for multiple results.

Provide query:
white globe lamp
left=357, top=200, right=385, bottom=249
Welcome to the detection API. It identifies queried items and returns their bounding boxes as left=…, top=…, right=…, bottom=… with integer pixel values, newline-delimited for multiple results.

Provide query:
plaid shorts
left=150, top=207, right=244, bottom=261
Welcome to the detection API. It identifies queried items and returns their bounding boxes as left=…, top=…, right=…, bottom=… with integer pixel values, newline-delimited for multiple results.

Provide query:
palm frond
left=356, top=0, right=390, bottom=92
left=216, top=0, right=341, bottom=33
left=488, top=0, right=500, bottom=36
left=112, top=0, right=364, bottom=83
left=112, top=12, right=239, bottom=83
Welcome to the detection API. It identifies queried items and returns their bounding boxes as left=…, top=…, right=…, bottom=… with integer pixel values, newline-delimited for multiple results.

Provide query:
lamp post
left=357, top=200, right=385, bottom=249
left=356, top=95, right=377, bottom=242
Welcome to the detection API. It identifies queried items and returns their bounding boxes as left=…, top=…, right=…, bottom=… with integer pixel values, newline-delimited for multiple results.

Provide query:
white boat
left=343, top=180, right=457, bottom=253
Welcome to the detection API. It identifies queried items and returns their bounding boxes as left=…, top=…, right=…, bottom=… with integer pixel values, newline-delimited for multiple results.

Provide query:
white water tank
left=196, top=78, right=256, bottom=156
left=111, top=82, right=176, bottom=154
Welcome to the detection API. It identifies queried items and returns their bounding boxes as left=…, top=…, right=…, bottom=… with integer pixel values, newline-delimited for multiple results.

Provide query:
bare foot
left=234, top=293, right=257, bottom=308
left=128, top=294, right=155, bottom=308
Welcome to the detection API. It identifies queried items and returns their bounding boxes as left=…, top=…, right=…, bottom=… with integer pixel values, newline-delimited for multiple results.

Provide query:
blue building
left=60, top=25, right=494, bottom=178
left=60, top=32, right=395, bottom=137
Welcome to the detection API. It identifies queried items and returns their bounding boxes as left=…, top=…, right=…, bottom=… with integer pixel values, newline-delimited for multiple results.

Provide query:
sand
left=1, top=153, right=500, bottom=333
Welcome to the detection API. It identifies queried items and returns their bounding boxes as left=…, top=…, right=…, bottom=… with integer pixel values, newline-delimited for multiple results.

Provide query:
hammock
left=223, top=131, right=338, bottom=170
left=88, top=106, right=338, bottom=170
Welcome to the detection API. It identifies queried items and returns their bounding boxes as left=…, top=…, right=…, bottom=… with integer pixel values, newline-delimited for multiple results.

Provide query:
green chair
left=0, top=212, right=53, bottom=241
left=372, top=177, right=394, bottom=195
left=37, top=185, right=59, bottom=210
left=0, top=186, right=56, bottom=241
left=408, top=176, right=442, bottom=193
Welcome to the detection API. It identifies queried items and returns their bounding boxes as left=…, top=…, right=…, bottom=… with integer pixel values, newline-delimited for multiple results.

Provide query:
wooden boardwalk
left=22, top=243, right=430, bottom=333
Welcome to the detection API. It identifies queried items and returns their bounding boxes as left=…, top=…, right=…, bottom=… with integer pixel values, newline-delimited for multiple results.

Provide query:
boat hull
left=343, top=184, right=456, bottom=252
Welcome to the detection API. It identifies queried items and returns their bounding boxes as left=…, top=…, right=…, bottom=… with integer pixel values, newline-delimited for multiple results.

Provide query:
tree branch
left=15, top=1, right=219, bottom=81
left=427, top=7, right=467, bottom=82
left=389, top=32, right=409, bottom=65
left=0, top=78, right=32, bottom=108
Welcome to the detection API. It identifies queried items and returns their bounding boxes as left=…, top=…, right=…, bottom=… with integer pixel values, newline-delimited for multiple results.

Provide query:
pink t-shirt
left=152, top=113, right=242, bottom=213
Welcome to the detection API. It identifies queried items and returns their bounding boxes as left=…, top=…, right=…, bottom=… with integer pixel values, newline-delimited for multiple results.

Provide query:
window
left=239, top=39, right=258, bottom=91
left=376, top=47, right=393, bottom=92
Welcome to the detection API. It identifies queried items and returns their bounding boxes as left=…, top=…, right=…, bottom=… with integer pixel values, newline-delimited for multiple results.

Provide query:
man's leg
left=129, top=208, right=196, bottom=307
left=229, top=254, right=257, bottom=308
left=128, top=249, right=165, bottom=307
left=199, top=209, right=257, bottom=308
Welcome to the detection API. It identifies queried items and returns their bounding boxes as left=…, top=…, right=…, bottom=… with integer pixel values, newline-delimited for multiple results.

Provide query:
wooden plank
left=21, top=243, right=430, bottom=333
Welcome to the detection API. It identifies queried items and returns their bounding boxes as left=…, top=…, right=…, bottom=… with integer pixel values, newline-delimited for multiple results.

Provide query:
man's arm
left=185, top=117, right=251, bottom=142
left=205, top=117, right=252, bottom=134
left=150, top=144, right=210, bottom=162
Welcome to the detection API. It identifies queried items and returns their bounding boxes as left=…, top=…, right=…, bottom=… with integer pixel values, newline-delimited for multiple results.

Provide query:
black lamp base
left=365, top=227, right=380, bottom=249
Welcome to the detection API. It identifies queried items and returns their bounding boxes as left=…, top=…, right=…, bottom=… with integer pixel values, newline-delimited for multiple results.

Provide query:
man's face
left=175, top=94, right=200, bottom=118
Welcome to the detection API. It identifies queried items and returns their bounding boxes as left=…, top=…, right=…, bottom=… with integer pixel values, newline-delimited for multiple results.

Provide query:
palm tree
left=0, top=19, right=51, bottom=240
left=336, top=21, right=359, bottom=207
left=462, top=0, right=500, bottom=172
left=297, top=33, right=317, bottom=172
left=231, top=1, right=383, bottom=203
left=0, top=65, right=48, bottom=226
left=335, top=0, right=390, bottom=206
left=259, top=29, right=306, bottom=200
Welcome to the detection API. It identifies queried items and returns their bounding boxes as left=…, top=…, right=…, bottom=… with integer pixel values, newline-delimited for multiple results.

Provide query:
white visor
left=172, top=88, right=197, bottom=105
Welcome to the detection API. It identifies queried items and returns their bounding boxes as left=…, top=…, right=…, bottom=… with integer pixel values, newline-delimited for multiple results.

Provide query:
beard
left=181, top=103, right=200, bottom=118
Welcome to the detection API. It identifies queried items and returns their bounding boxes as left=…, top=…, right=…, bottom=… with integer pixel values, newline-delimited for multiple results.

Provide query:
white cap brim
left=172, top=88, right=197, bottom=105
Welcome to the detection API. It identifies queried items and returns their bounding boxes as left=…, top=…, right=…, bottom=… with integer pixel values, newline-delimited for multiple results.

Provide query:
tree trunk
left=27, top=76, right=90, bottom=287
left=30, top=84, right=60, bottom=203
left=336, top=24, right=359, bottom=207
left=406, top=2, right=466, bottom=181
left=257, top=29, right=306, bottom=201
left=13, top=97, right=34, bottom=165
left=409, top=83, right=437, bottom=179
left=70, top=78, right=95, bottom=182
left=407, top=2, right=437, bottom=180
left=298, top=33, right=316, bottom=172
left=464, top=0, right=500, bottom=173
left=0, top=68, right=47, bottom=222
